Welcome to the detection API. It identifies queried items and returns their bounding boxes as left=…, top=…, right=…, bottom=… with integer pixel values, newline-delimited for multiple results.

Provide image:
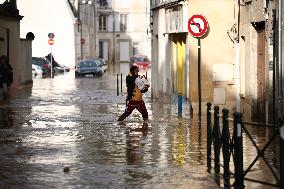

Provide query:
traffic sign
left=81, top=38, right=85, bottom=44
left=48, top=33, right=55, bottom=39
left=48, top=38, right=54, bottom=45
left=188, top=15, right=208, bottom=38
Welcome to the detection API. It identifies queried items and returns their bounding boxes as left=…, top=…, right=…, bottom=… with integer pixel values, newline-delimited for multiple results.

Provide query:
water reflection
left=125, top=122, right=151, bottom=186
left=172, top=119, right=186, bottom=166
left=0, top=107, right=13, bottom=128
left=126, top=122, right=149, bottom=166
left=241, top=125, right=279, bottom=188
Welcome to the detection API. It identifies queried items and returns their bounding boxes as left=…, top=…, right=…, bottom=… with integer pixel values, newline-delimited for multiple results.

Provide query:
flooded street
left=0, top=64, right=278, bottom=189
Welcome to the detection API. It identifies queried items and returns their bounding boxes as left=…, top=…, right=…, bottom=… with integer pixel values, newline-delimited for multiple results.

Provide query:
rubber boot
left=143, top=117, right=148, bottom=122
left=117, top=114, right=127, bottom=121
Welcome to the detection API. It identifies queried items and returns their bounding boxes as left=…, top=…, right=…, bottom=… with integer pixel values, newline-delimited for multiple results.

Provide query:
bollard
left=121, top=73, right=122, bottom=94
left=207, top=102, right=212, bottom=172
left=233, top=112, right=244, bottom=189
left=213, top=106, right=220, bottom=185
left=279, top=119, right=284, bottom=189
left=190, top=104, right=193, bottom=119
left=178, top=93, right=182, bottom=116
left=222, top=108, right=230, bottom=188
left=117, top=74, right=119, bottom=96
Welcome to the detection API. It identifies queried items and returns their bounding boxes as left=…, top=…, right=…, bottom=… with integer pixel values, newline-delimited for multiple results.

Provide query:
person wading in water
left=117, top=66, right=150, bottom=122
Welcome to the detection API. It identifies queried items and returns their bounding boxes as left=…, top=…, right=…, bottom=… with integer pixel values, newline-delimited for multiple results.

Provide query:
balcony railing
left=150, top=0, right=183, bottom=10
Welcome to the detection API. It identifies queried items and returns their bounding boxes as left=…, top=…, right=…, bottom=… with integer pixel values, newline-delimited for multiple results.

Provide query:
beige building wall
left=151, top=0, right=280, bottom=121
left=238, top=0, right=276, bottom=122
left=151, top=0, right=235, bottom=114
left=0, top=1, right=33, bottom=99
left=151, top=7, right=169, bottom=99
left=19, top=39, right=32, bottom=86
left=151, top=1, right=189, bottom=103
left=188, top=0, right=235, bottom=114
left=0, top=18, right=21, bottom=92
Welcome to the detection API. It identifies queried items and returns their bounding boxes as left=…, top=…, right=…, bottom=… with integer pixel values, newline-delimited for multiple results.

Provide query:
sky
left=17, top=0, right=76, bottom=67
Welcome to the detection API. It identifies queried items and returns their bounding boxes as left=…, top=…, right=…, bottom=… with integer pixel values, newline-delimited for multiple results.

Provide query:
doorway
left=255, top=28, right=266, bottom=121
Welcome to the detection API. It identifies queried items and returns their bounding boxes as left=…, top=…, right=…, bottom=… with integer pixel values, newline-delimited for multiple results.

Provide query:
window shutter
left=107, top=15, right=113, bottom=32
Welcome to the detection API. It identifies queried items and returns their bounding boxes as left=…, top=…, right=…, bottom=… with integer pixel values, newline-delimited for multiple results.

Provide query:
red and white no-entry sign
left=48, top=38, right=54, bottom=45
left=81, top=38, right=85, bottom=44
left=188, top=15, right=208, bottom=38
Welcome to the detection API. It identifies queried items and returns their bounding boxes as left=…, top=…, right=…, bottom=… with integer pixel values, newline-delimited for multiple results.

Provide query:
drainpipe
left=278, top=0, right=283, bottom=117
left=78, top=2, right=83, bottom=60
left=112, top=11, right=116, bottom=64
left=93, top=1, right=97, bottom=58
left=235, top=0, right=241, bottom=112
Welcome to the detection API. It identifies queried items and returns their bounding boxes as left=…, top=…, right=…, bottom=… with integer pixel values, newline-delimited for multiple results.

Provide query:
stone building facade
left=150, top=0, right=283, bottom=122
left=0, top=0, right=33, bottom=98
left=97, top=0, right=151, bottom=64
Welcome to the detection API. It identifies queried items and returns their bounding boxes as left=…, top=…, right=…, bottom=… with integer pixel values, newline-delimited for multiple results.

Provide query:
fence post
left=213, top=106, right=220, bottom=182
left=207, top=102, right=212, bottom=172
left=121, top=73, right=122, bottom=94
left=117, top=74, right=119, bottom=96
left=279, top=118, right=284, bottom=189
left=222, top=108, right=230, bottom=188
left=233, top=112, right=244, bottom=189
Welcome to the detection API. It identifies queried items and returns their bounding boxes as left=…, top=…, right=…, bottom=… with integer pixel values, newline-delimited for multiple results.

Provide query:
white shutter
left=119, top=42, right=129, bottom=61
left=107, top=0, right=112, bottom=8
left=128, top=13, right=132, bottom=32
left=103, top=41, right=108, bottom=61
left=115, top=14, right=120, bottom=32
left=107, top=15, right=113, bottom=32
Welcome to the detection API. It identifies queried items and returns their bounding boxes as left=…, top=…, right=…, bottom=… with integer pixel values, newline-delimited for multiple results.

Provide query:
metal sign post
left=50, top=45, right=53, bottom=78
left=198, top=38, right=201, bottom=116
left=48, top=38, right=55, bottom=78
left=48, top=33, right=55, bottom=78
left=188, top=14, right=209, bottom=117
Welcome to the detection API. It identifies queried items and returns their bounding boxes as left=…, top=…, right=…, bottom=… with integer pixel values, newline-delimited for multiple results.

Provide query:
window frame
left=120, top=14, right=127, bottom=32
left=99, top=14, right=107, bottom=31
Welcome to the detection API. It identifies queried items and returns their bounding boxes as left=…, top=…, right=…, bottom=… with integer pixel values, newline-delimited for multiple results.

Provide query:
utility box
left=213, top=88, right=226, bottom=105
left=213, top=63, right=232, bottom=82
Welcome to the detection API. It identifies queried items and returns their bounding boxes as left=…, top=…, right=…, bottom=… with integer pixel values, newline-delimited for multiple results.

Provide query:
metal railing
left=206, top=102, right=284, bottom=189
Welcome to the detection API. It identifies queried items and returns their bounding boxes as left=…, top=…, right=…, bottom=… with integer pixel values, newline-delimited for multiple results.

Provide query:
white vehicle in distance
left=32, top=64, right=43, bottom=75
left=96, top=58, right=108, bottom=73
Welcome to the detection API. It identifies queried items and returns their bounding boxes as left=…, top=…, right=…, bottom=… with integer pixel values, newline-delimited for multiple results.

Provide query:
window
left=120, top=14, right=127, bottom=32
left=133, top=42, right=139, bottom=47
left=99, top=15, right=107, bottom=31
left=166, top=6, right=183, bottom=33
left=98, top=0, right=108, bottom=7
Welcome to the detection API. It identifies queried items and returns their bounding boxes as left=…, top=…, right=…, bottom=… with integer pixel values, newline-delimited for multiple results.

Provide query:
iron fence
left=206, top=102, right=284, bottom=189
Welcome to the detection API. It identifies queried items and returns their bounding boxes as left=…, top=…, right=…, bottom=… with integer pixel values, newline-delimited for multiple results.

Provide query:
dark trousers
left=119, top=100, right=148, bottom=121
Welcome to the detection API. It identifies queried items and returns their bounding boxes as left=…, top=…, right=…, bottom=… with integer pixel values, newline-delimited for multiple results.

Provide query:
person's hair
left=130, top=65, right=139, bottom=74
